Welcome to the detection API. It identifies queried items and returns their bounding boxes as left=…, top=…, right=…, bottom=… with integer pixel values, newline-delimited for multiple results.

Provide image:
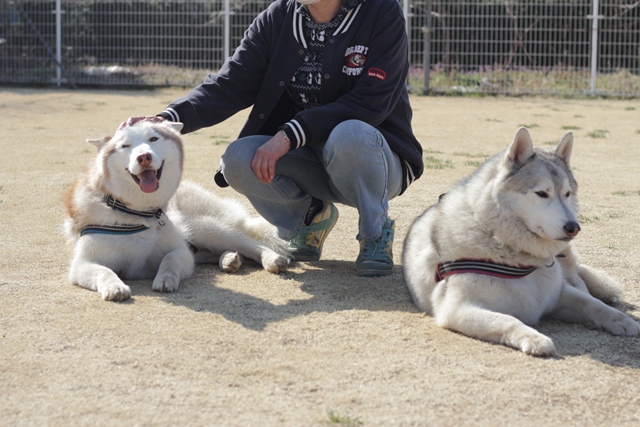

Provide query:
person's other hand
left=251, top=131, right=291, bottom=183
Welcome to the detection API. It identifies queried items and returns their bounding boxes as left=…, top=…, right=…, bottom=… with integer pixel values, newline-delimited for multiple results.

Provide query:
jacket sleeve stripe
left=163, top=107, right=180, bottom=123
left=285, top=120, right=306, bottom=149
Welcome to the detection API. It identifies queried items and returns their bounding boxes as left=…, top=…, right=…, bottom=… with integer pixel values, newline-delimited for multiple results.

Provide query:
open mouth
left=130, top=161, right=164, bottom=193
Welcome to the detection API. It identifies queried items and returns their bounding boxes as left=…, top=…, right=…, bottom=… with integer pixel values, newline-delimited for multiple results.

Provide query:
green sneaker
left=355, top=218, right=395, bottom=277
left=290, top=202, right=339, bottom=262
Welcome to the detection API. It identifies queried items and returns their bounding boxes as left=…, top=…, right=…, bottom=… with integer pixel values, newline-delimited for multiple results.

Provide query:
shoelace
left=358, top=224, right=394, bottom=262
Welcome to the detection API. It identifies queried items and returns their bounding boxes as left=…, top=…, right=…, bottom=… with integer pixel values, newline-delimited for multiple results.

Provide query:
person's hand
left=251, top=131, right=291, bottom=183
left=117, top=116, right=165, bottom=131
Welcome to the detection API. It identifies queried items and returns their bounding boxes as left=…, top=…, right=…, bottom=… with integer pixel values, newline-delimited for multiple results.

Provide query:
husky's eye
left=149, top=136, right=158, bottom=142
left=120, top=144, right=130, bottom=149
left=535, top=191, right=549, bottom=198
left=565, top=191, right=571, bottom=198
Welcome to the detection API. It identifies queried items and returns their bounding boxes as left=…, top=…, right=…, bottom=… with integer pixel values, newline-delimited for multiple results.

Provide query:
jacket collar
left=292, top=0, right=366, bottom=48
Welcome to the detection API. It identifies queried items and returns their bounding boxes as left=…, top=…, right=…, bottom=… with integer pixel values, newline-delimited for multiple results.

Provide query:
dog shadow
left=132, top=262, right=640, bottom=369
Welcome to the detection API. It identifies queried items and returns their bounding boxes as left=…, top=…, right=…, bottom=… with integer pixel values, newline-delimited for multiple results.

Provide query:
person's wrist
left=279, top=130, right=291, bottom=150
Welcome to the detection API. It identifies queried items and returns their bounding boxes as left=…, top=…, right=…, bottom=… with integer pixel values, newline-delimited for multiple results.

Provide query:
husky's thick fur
left=403, top=127, right=639, bottom=356
left=64, top=120, right=290, bottom=301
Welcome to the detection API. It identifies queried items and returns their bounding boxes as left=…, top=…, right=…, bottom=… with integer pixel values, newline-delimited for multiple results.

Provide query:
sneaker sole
left=356, top=268, right=394, bottom=277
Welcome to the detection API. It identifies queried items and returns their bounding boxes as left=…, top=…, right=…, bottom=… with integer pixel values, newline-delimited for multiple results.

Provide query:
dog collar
left=435, top=259, right=537, bottom=282
left=103, top=195, right=166, bottom=226
left=80, top=224, right=149, bottom=236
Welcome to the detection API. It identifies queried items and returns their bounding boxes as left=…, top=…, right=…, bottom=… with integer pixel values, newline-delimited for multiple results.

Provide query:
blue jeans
left=220, top=120, right=403, bottom=241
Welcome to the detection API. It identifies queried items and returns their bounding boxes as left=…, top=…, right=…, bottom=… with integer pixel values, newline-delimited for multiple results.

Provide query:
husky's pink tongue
left=138, top=170, right=158, bottom=193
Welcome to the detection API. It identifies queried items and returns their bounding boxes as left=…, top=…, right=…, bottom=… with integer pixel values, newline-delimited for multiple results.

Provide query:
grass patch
left=578, top=214, right=599, bottom=224
left=586, top=129, right=609, bottom=138
left=424, top=156, right=454, bottom=169
left=452, top=151, right=489, bottom=158
left=464, top=160, right=484, bottom=167
left=612, top=190, right=640, bottom=196
left=518, top=123, right=539, bottom=128
left=326, top=410, right=362, bottom=426
left=624, top=107, right=636, bottom=111
left=211, top=139, right=230, bottom=146
left=561, top=125, right=582, bottom=130
left=424, top=148, right=445, bottom=155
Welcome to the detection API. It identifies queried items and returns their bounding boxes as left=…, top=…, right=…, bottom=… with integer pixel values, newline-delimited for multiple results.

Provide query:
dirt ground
left=1, top=88, right=640, bottom=427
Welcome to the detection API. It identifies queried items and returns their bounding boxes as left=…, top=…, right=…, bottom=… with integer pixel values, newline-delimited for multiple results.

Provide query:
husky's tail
left=245, top=217, right=291, bottom=257
left=577, top=264, right=622, bottom=305
left=559, top=245, right=622, bottom=305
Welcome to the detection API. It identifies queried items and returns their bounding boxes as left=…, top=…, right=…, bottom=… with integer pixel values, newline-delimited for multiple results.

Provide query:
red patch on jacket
left=367, top=68, right=386, bottom=81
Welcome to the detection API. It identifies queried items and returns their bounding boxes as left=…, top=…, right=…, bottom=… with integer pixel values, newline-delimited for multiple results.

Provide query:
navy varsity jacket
left=158, top=0, right=424, bottom=194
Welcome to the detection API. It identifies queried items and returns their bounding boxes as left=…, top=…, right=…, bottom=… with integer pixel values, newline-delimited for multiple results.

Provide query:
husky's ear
left=504, top=127, right=534, bottom=168
left=555, top=131, right=573, bottom=168
left=165, top=121, right=184, bottom=133
left=86, top=135, right=112, bottom=151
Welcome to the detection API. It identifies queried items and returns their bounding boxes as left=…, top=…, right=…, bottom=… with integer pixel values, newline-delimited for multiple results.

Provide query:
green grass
left=464, top=160, right=484, bottom=167
left=561, top=125, right=582, bottom=130
left=612, top=190, right=640, bottom=197
left=424, top=148, right=445, bottom=155
left=586, top=129, right=609, bottom=139
left=424, top=156, right=454, bottom=169
left=412, top=67, right=640, bottom=97
left=452, top=151, right=489, bottom=158
left=578, top=214, right=600, bottom=224
left=326, top=410, right=362, bottom=426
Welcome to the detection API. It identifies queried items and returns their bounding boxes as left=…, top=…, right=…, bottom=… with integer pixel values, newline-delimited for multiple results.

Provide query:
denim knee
left=220, top=136, right=265, bottom=188
left=324, top=120, right=382, bottom=165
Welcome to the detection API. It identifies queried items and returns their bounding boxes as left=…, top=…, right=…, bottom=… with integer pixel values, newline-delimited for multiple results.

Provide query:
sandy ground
left=1, top=88, right=640, bottom=427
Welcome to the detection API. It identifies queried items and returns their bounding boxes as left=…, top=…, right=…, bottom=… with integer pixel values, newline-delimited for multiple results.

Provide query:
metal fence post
left=224, top=0, right=230, bottom=60
left=51, top=0, right=65, bottom=86
left=587, top=0, right=601, bottom=95
left=422, top=0, right=432, bottom=94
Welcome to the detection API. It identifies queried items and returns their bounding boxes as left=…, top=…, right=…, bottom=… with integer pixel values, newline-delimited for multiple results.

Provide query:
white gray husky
left=64, top=120, right=290, bottom=302
left=403, top=127, right=639, bottom=356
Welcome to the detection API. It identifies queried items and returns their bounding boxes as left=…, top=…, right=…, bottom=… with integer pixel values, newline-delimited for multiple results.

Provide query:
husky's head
left=87, top=120, right=185, bottom=208
left=497, top=127, right=579, bottom=246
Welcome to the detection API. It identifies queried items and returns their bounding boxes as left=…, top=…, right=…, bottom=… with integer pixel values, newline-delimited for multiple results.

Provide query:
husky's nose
left=564, top=221, right=581, bottom=237
left=137, top=153, right=152, bottom=168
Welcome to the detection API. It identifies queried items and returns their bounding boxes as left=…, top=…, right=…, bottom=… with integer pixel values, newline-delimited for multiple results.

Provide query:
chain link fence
left=1, top=0, right=639, bottom=96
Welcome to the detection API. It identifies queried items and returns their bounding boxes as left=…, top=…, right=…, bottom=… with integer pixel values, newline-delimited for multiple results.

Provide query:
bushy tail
left=577, top=264, right=622, bottom=305
left=245, top=217, right=290, bottom=257
left=560, top=244, right=622, bottom=304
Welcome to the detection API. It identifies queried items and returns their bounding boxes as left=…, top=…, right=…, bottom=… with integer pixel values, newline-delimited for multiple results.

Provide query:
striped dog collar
left=80, top=224, right=149, bottom=236
left=435, top=259, right=537, bottom=282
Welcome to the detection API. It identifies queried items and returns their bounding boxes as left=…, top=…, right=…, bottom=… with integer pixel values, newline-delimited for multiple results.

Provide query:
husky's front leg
left=550, top=284, right=640, bottom=336
left=70, top=260, right=131, bottom=302
left=435, top=302, right=556, bottom=356
left=152, top=248, right=194, bottom=293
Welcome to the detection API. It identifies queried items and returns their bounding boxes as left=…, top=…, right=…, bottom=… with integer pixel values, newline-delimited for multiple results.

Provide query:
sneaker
left=355, top=218, right=395, bottom=277
left=289, top=202, right=339, bottom=262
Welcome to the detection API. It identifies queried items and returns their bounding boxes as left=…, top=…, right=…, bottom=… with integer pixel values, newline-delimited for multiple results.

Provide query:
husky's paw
left=152, top=274, right=180, bottom=293
left=220, top=251, right=242, bottom=273
left=261, top=251, right=290, bottom=274
left=520, top=334, right=556, bottom=357
left=100, top=282, right=131, bottom=302
left=601, top=313, right=640, bottom=337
